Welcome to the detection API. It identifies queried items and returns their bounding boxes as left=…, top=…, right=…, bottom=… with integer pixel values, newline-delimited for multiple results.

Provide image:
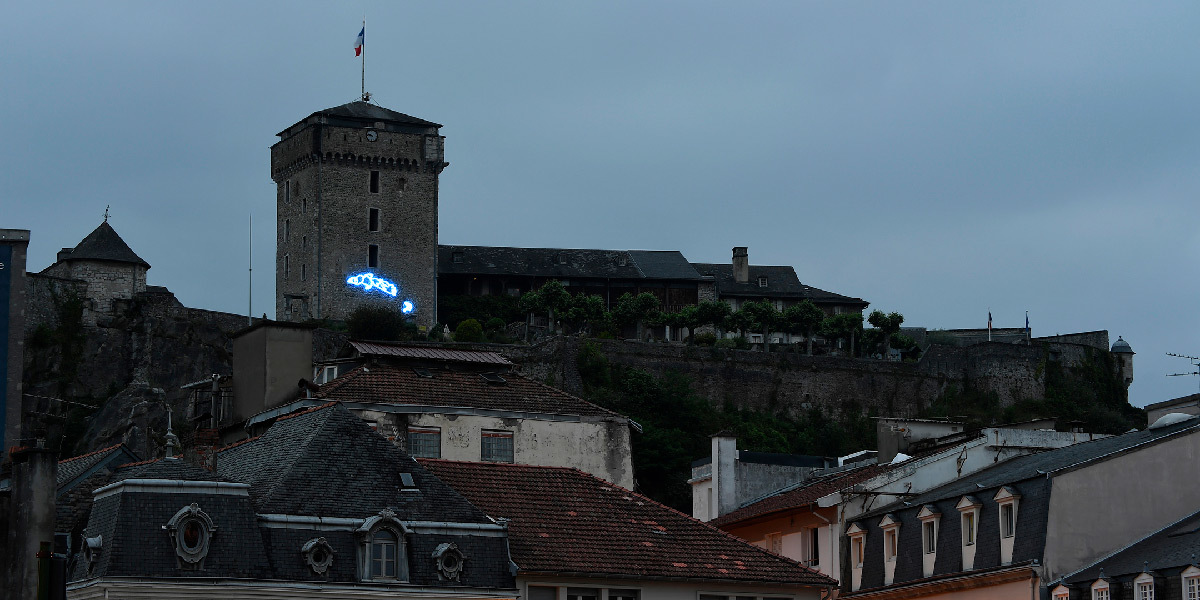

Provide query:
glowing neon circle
left=401, top=300, right=415, bottom=314
left=346, top=272, right=398, bottom=297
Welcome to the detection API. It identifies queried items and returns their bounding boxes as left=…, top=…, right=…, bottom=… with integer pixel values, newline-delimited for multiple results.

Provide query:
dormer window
left=1091, top=579, right=1111, bottom=600
left=1051, top=585, right=1070, bottom=600
left=1134, top=572, right=1156, bottom=600
left=452, top=251, right=464, bottom=264
left=757, top=276, right=768, bottom=287
left=994, top=486, right=1021, bottom=565
left=1181, top=565, right=1199, bottom=599
left=917, top=504, right=941, bottom=578
left=356, top=510, right=410, bottom=582
left=956, top=496, right=982, bottom=570
left=845, top=522, right=866, bottom=592
left=879, top=513, right=900, bottom=585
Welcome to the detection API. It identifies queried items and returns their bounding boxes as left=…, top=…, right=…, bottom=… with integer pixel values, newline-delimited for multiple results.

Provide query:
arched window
left=357, top=509, right=410, bottom=582
left=371, top=529, right=398, bottom=578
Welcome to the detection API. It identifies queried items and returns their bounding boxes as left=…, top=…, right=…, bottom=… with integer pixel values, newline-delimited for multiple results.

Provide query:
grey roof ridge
left=1052, top=507, right=1200, bottom=586
left=1047, top=419, right=1200, bottom=477
left=57, top=446, right=137, bottom=496
left=628, top=251, right=647, bottom=278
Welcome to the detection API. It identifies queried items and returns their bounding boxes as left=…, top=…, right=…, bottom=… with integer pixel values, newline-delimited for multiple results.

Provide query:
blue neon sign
left=401, top=300, right=415, bottom=314
left=347, top=272, right=398, bottom=297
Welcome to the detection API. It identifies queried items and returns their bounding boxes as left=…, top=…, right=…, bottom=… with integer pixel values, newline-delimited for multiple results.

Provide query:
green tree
left=454, top=318, right=485, bottom=343
left=672, top=305, right=702, bottom=344
left=821, top=312, right=863, bottom=356
left=612, top=292, right=660, bottom=340
left=519, top=280, right=573, bottom=337
left=740, top=300, right=781, bottom=351
left=724, top=308, right=755, bottom=341
left=565, top=294, right=608, bottom=335
left=696, top=300, right=732, bottom=338
left=347, top=304, right=411, bottom=341
left=867, top=310, right=905, bottom=356
left=782, top=300, right=825, bottom=355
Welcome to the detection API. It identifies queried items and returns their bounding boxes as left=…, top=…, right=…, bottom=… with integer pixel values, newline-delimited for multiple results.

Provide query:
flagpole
left=360, top=18, right=366, bottom=101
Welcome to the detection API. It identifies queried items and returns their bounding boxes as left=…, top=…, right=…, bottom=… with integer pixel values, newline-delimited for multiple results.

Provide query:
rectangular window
left=301, top=263, right=306, bottom=281
left=303, top=235, right=307, bottom=249
left=923, top=521, right=937, bottom=554
left=284, top=254, right=289, bottom=280
left=1187, top=577, right=1200, bottom=600
left=852, top=536, right=864, bottom=567
left=369, top=208, right=380, bottom=232
left=608, top=590, right=638, bottom=600
left=481, top=430, right=514, bottom=462
left=285, top=180, right=290, bottom=203
left=962, top=512, right=976, bottom=545
left=285, top=219, right=290, bottom=241
left=1094, top=588, right=1110, bottom=600
left=407, top=427, right=441, bottom=458
left=809, top=527, right=820, bottom=565
left=1001, top=504, right=1015, bottom=538
left=370, top=170, right=380, bottom=193
left=1138, top=583, right=1155, bottom=600
left=368, top=244, right=379, bottom=269
left=886, top=529, right=897, bottom=561
left=758, top=276, right=768, bottom=287
left=567, top=589, right=599, bottom=600
left=764, top=532, right=782, bottom=554
left=528, top=588, right=557, bottom=600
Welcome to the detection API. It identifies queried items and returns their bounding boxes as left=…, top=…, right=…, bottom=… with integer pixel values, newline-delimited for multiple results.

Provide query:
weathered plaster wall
left=1043, top=428, right=1200, bottom=582
left=357, top=409, right=634, bottom=488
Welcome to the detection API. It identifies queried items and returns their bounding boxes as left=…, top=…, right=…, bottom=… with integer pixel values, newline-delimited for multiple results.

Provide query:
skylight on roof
left=481, top=373, right=507, bottom=385
left=414, top=368, right=433, bottom=378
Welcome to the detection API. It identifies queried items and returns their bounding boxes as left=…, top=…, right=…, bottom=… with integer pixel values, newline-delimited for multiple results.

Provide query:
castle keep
left=272, top=101, right=446, bottom=328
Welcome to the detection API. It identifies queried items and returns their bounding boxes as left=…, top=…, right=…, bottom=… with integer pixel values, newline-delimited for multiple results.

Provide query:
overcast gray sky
left=4, top=2, right=1198, bottom=408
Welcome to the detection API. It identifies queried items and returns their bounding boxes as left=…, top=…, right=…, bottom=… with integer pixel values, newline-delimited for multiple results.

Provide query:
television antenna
left=1166, top=352, right=1200, bottom=392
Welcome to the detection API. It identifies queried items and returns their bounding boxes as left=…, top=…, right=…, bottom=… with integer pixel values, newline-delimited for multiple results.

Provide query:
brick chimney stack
left=732, top=247, right=749, bottom=284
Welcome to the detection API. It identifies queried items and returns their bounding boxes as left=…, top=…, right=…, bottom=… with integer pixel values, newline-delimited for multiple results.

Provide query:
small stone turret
left=1111, top=336, right=1134, bottom=388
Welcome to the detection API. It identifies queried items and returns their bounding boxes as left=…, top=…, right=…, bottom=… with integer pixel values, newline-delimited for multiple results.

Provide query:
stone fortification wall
left=499, top=337, right=1116, bottom=420
left=1034, top=330, right=1109, bottom=351
left=24, top=273, right=87, bottom=335
left=40, top=260, right=146, bottom=318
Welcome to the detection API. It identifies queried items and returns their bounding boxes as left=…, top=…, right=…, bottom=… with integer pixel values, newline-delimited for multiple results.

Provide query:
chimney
left=56, top=248, right=73, bottom=263
left=711, top=432, right=738, bottom=518
left=732, top=247, right=749, bottom=284
left=6, top=446, right=57, bottom=600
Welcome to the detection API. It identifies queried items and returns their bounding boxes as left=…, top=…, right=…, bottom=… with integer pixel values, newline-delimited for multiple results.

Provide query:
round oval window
left=312, top=548, right=327, bottom=564
left=442, top=552, right=459, bottom=569
left=182, top=520, right=203, bottom=550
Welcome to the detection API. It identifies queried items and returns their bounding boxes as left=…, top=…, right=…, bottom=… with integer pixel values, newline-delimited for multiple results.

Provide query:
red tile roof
left=318, top=363, right=621, bottom=418
left=709, top=464, right=888, bottom=528
left=349, top=341, right=512, bottom=365
left=421, top=459, right=836, bottom=587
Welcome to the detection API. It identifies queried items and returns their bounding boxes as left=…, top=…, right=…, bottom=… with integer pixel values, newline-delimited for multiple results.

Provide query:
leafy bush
left=454, top=318, right=485, bottom=343
left=693, top=332, right=717, bottom=346
left=437, top=294, right=523, bottom=330
left=346, top=304, right=415, bottom=341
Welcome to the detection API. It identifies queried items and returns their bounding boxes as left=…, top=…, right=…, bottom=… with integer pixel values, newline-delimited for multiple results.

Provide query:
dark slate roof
left=56, top=444, right=138, bottom=491
left=1064, top=509, right=1200, bottom=583
left=691, top=263, right=866, bottom=304
left=59, top=221, right=150, bottom=268
left=858, top=415, right=1200, bottom=522
left=316, top=362, right=622, bottom=418
left=438, top=245, right=702, bottom=281
left=711, top=464, right=887, bottom=527
left=316, top=100, right=441, bottom=127
left=109, top=457, right=231, bottom=483
left=422, top=459, right=837, bottom=587
left=217, top=402, right=493, bottom=522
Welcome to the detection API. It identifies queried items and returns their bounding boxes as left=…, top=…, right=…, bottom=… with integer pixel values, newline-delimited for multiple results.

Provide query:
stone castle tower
left=271, top=101, right=446, bottom=328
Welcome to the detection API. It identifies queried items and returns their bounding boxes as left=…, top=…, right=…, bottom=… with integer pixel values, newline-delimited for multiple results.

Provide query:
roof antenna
left=1166, top=352, right=1200, bottom=392
left=103, top=205, right=111, bottom=222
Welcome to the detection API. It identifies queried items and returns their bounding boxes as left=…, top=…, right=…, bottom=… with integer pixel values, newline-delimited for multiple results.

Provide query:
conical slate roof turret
left=1111, top=336, right=1134, bottom=354
left=61, top=221, right=150, bottom=268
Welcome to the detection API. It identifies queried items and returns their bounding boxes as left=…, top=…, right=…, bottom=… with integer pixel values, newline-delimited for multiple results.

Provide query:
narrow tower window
left=285, top=219, right=290, bottom=241
left=284, top=254, right=289, bottom=280
left=369, top=208, right=380, bottom=232
left=302, top=264, right=306, bottom=281
left=370, top=170, right=380, bottom=193
left=369, top=245, right=380, bottom=268
left=285, top=180, right=291, bottom=203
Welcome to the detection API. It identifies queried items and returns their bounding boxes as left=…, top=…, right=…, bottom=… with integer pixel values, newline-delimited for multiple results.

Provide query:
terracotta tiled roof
left=421, top=459, right=836, bottom=586
left=348, top=341, right=512, bottom=365
left=317, top=362, right=621, bottom=418
left=710, top=464, right=888, bottom=528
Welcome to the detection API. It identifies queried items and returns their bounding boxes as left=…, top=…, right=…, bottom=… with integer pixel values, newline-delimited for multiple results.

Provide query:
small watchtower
left=271, top=101, right=446, bottom=329
left=1111, top=336, right=1134, bottom=389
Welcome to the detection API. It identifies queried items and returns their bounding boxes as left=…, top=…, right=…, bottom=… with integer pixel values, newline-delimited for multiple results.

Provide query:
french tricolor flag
left=354, top=27, right=364, bottom=57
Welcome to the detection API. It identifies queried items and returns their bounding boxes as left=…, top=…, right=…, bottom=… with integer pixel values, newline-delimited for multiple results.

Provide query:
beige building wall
left=358, top=410, right=634, bottom=489
left=1042, top=428, right=1200, bottom=581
